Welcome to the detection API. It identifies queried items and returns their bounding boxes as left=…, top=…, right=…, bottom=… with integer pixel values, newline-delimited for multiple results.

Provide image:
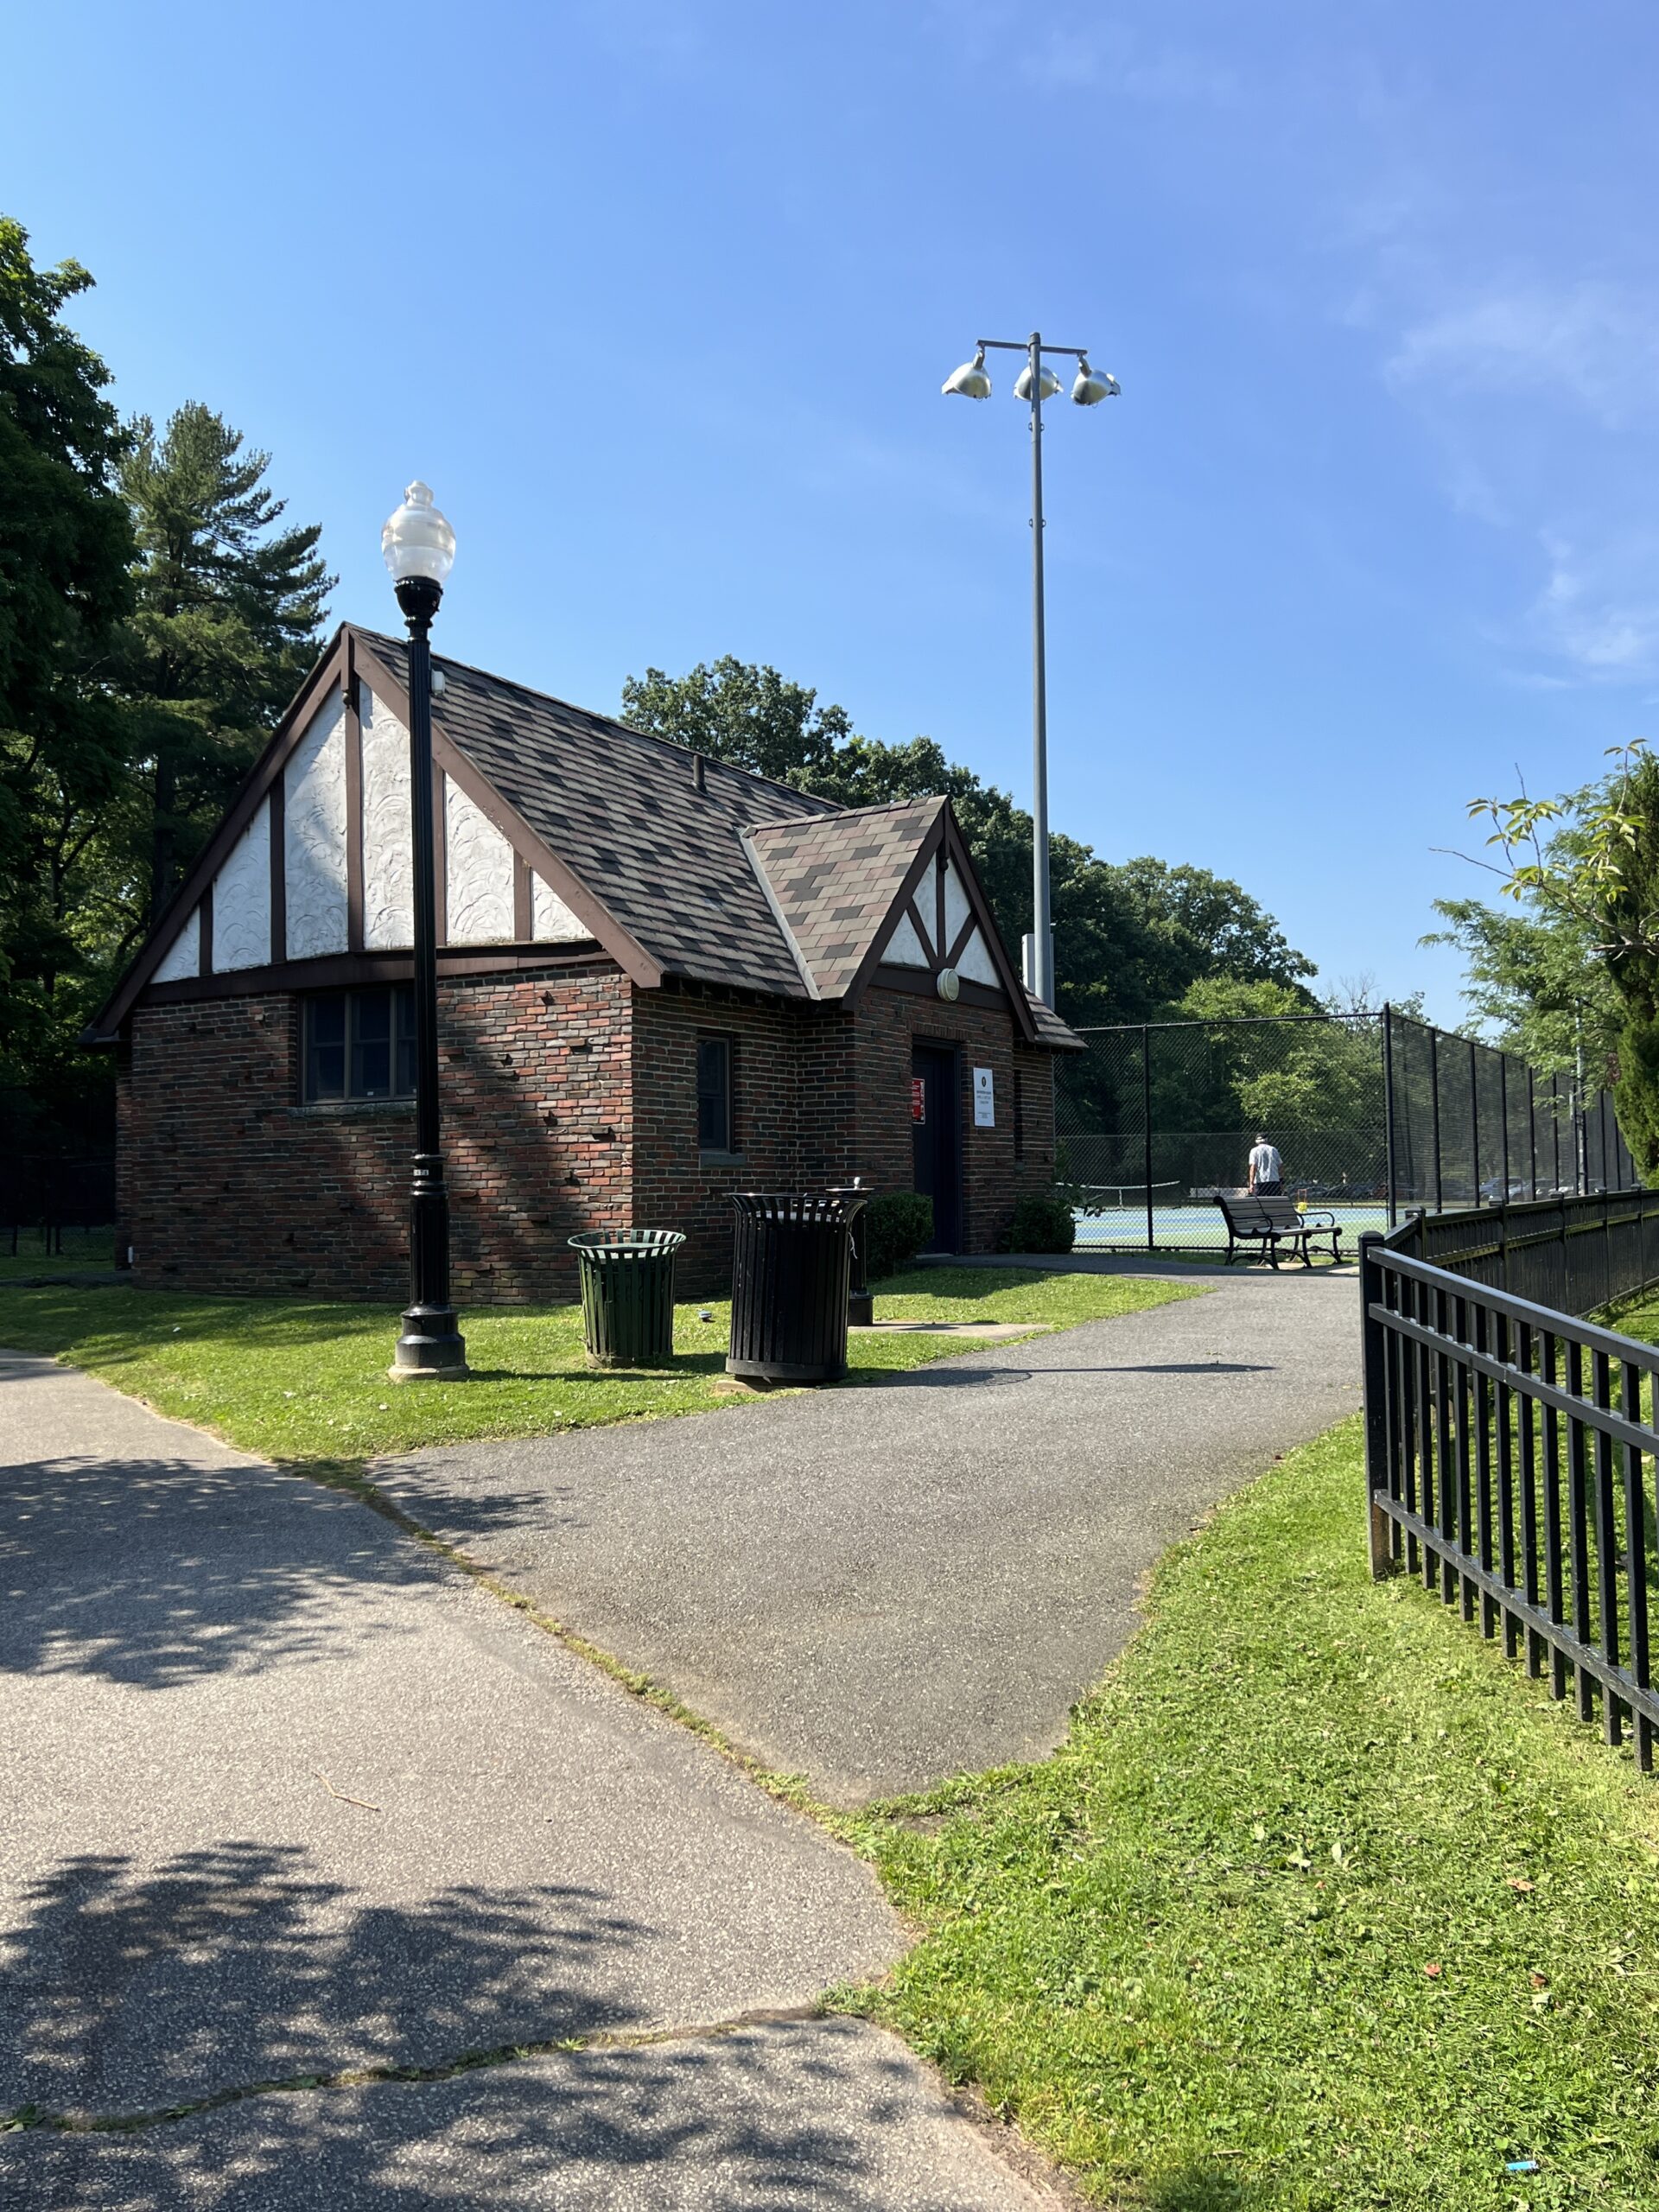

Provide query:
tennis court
left=1072, top=1192, right=1385, bottom=1255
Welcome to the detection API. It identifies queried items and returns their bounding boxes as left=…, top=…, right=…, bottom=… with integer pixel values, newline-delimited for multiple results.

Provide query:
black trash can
left=728, top=1191, right=867, bottom=1383
left=830, top=1180, right=874, bottom=1326
left=569, top=1230, right=685, bottom=1367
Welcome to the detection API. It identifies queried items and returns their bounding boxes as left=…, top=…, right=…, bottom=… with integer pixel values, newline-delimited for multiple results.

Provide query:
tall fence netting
left=1056, top=1008, right=1637, bottom=1255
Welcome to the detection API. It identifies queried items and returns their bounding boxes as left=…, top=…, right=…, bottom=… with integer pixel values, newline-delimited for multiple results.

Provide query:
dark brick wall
left=122, top=963, right=634, bottom=1303
left=853, top=984, right=1056, bottom=1255
left=118, top=966, right=1060, bottom=1302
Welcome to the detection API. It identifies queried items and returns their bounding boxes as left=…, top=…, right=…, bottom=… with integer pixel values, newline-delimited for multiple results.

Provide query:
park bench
left=1214, top=1191, right=1344, bottom=1269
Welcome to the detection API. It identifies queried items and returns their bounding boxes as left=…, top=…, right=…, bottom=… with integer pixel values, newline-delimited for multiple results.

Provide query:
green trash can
left=569, top=1230, right=686, bottom=1367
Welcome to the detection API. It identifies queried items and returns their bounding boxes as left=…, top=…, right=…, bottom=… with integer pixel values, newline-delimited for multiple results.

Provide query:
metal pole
left=1575, top=1037, right=1587, bottom=1195
left=1552, top=1071, right=1561, bottom=1193
left=1382, top=1005, right=1398, bottom=1229
left=1528, top=1065, right=1536, bottom=1198
left=1499, top=1051, right=1510, bottom=1203
left=1142, top=1023, right=1154, bottom=1254
left=1469, top=1038, right=1480, bottom=1205
left=1029, top=332, right=1053, bottom=1008
left=1428, top=1027, right=1443, bottom=1213
left=391, top=575, right=467, bottom=1382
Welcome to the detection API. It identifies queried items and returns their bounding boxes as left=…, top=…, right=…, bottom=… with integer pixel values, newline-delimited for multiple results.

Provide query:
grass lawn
left=840, top=1418, right=1659, bottom=2212
left=0, top=1264, right=1196, bottom=1463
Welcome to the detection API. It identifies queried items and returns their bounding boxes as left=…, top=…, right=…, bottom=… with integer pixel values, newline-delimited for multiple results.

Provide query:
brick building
left=91, top=626, right=1080, bottom=1301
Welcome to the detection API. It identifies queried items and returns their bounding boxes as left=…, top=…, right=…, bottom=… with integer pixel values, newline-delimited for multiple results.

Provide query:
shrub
left=862, top=1191, right=934, bottom=1280
left=998, top=1190, right=1077, bottom=1255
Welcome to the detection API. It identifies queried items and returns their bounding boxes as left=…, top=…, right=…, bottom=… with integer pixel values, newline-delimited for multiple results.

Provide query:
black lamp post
left=382, top=481, right=468, bottom=1382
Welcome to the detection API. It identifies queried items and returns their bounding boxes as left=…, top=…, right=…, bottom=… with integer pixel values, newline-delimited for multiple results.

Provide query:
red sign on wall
left=911, top=1076, right=926, bottom=1125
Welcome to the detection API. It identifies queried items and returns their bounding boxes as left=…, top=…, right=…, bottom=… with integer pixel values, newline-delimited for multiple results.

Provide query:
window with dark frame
left=303, top=987, right=417, bottom=1103
left=696, top=1033, right=734, bottom=1154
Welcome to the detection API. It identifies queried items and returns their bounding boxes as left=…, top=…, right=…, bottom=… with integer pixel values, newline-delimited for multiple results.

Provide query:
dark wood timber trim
left=841, top=798, right=947, bottom=1007
left=512, top=852, right=531, bottom=943
left=870, top=963, right=1010, bottom=1014
left=906, top=897, right=935, bottom=963
left=350, top=633, right=662, bottom=988
left=935, top=849, right=947, bottom=959
left=199, top=883, right=213, bottom=977
left=86, top=629, right=353, bottom=1037
left=343, top=638, right=364, bottom=953
left=937, top=807, right=1039, bottom=1041
left=946, top=908, right=980, bottom=966
left=139, top=942, right=614, bottom=1010
left=433, top=763, right=448, bottom=944
left=269, top=774, right=287, bottom=964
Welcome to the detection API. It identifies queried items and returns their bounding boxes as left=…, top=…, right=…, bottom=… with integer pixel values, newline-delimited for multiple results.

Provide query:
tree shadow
left=6, top=2018, right=989, bottom=2210
left=0, top=1451, right=533, bottom=1687
left=0, top=1842, right=651, bottom=2120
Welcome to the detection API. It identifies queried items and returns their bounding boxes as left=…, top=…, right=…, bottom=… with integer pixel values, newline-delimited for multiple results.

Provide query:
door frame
left=911, top=1035, right=963, bottom=1255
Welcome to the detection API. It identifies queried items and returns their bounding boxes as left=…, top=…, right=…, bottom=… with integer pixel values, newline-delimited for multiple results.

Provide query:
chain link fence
left=1056, top=1007, right=1636, bottom=1256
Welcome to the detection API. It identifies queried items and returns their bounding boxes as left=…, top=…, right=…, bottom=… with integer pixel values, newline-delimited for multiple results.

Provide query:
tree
left=1420, top=897, right=1616, bottom=1074
left=0, top=216, right=135, bottom=1108
left=620, top=656, right=1318, bottom=1030
left=113, top=403, right=333, bottom=923
left=1457, top=744, right=1659, bottom=1177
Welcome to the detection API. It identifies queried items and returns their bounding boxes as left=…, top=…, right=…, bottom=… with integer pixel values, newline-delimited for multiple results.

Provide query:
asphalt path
left=0, top=1348, right=1047, bottom=2208
left=380, top=1265, right=1362, bottom=1804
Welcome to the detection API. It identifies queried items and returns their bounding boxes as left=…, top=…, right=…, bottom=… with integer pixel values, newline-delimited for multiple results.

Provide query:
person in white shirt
left=1247, top=1135, right=1283, bottom=1195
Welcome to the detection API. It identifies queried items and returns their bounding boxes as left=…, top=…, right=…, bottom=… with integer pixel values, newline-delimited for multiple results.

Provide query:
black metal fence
left=1057, top=1007, right=1634, bottom=1255
left=0, top=1158, right=118, bottom=1258
left=1362, top=1189, right=1659, bottom=1769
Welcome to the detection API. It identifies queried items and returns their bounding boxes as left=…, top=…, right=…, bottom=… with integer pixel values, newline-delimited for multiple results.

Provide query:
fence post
left=1528, top=1065, right=1536, bottom=1198
left=1469, top=1036, right=1481, bottom=1204
left=1382, top=1005, right=1398, bottom=1229
left=1499, top=1052, right=1510, bottom=1202
left=1429, top=1028, right=1443, bottom=1212
left=1141, top=1025, right=1154, bottom=1255
left=1360, top=1231, right=1394, bottom=1577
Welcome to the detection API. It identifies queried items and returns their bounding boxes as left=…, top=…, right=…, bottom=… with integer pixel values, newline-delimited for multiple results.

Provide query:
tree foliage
left=116, top=403, right=333, bottom=921
left=0, top=217, right=135, bottom=1106
left=0, top=216, right=333, bottom=1117
left=621, top=657, right=1316, bottom=1030
left=1457, top=746, right=1659, bottom=1179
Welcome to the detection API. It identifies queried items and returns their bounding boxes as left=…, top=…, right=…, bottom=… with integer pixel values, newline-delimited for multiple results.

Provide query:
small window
left=696, top=1034, right=734, bottom=1154
left=304, top=987, right=416, bottom=1102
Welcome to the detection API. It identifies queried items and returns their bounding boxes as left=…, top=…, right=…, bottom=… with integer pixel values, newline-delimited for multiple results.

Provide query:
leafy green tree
left=620, top=656, right=1317, bottom=1029
left=0, top=216, right=135, bottom=1110
left=1421, top=897, right=1616, bottom=1074
left=114, top=403, right=333, bottom=920
left=1458, top=744, right=1659, bottom=1177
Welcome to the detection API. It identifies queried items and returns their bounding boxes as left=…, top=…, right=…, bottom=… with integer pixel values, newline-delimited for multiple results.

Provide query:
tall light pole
left=942, top=334, right=1118, bottom=1007
left=382, top=481, right=468, bottom=1382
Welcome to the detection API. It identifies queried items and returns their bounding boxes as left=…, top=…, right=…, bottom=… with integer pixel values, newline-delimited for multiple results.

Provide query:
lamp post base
left=387, top=1304, right=469, bottom=1382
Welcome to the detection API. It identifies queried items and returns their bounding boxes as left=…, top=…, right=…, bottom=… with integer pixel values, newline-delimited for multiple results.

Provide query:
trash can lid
left=568, top=1230, right=686, bottom=1255
left=729, top=1192, right=863, bottom=1222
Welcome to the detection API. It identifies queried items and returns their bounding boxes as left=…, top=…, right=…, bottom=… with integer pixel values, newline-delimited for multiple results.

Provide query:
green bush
left=863, top=1192, right=934, bottom=1280
left=998, top=1190, right=1077, bottom=1255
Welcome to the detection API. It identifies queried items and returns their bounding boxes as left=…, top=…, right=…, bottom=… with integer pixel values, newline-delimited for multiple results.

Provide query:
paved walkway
left=380, top=1266, right=1361, bottom=1804
left=0, top=1351, right=1049, bottom=2209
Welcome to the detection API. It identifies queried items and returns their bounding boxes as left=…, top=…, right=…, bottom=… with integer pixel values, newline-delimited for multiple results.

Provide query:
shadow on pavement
left=0, top=1455, right=538, bottom=1687
left=1, top=1842, right=652, bottom=2120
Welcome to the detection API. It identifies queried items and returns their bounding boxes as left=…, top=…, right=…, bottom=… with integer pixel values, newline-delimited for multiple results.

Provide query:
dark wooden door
left=911, top=1045, right=961, bottom=1253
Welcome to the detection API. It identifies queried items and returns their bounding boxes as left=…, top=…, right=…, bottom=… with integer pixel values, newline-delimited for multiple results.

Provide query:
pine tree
left=115, top=403, right=334, bottom=918
left=0, top=216, right=135, bottom=1112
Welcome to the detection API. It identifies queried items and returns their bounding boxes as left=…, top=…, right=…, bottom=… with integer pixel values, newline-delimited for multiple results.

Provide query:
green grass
left=840, top=1419, right=1659, bottom=2212
left=0, top=1266, right=1196, bottom=1463
left=0, top=1228, right=117, bottom=1281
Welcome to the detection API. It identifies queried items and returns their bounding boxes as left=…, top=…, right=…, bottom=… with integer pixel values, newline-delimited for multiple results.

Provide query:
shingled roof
left=364, top=630, right=840, bottom=1002
left=744, top=798, right=944, bottom=1000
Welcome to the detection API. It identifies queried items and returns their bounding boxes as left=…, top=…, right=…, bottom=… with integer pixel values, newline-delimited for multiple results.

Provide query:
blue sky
left=10, top=2, right=1659, bottom=1022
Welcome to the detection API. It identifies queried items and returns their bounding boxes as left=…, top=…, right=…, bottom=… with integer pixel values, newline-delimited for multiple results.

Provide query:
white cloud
left=1528, top=530, right=1659, bottom=677
left=1017, top=21, right=1236, bottom=103
left=1386, top=281, right=1659, bottom=429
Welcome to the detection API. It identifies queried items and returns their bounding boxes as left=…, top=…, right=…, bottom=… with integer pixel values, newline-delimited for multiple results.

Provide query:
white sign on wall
left=972, top=1065, right=995, bottom=1128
